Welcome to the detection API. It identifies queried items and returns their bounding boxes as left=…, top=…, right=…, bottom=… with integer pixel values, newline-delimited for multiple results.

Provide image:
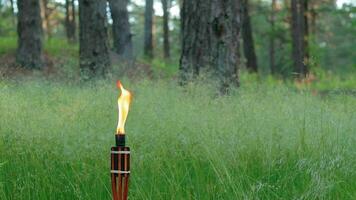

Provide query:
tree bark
left=65, top=0, right=76, bottom=43
left=40, top=0, right=52, bottom=39
left=79, top=0, right=110, bottom=79
left=9, top=0, right=16, bottom=26
left=108, top=0, right=133, bottom=59
left=180, top=0, right=241, bottom=93
left=310, top=2, right=317, bottom=38
left=303, top=0, right=309, bottom=67
left=144, top=0, right=154, bottom=58
left=291, top=0, right=307, bottom=77
left=269, top=0, right=276, bottom=74
left=16, top=0, right=43, bottom=69
left=162, top=0, right=170, bottom=59
left=241, top=0, right=258, bottom=73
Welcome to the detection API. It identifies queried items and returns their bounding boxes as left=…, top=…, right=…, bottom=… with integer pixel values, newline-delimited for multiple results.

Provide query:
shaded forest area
left=0, top=0, right=355, bottom=92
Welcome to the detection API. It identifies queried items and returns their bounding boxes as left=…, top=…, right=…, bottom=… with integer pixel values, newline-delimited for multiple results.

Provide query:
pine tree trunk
left=180, top=0, right=241, bottom=93
left=65, top=0, right=70, bottom=37
left=109, top=0, right=133, bottom=59
left=303, top=0, right=309, bottom=68
left=162, top=0, right=170, bottom=59
left=180, top=0, right=212, bottom=81
left=41, top=0, right=51, bottom=39
left=16, top=0, right=43, bottom=69
left=269, top=0, right=276, bottom=74
left=144, top=0, right=154, bottom=58
left=10, top=0, right=16, bottom=26
left=65, top=0, right=76, bottom=43
left=310, top=3, right=317, bottom=38
left=241, top=0, right=258, bottom=73
left=291, top=0, right=306, bottom=77
left=79, top=0, right=110, bottom=79
left=70, top=0, right=76, bottom=40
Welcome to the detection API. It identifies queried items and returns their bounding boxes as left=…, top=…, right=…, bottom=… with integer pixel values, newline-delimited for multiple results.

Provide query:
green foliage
left=45, top=39, right=78, bottom=57
left=316, top=4, right=356, bottom=72
left=0, top=37, right=78, bottom=57
left=0, top=37, right=16, bottom=55
left=0, top=5, right=16, bottom=37
left=128, top=0, right=181, bottom=59
left=310, top=68, right=356, bottom=91
left=140, top=57, right=179, bottom=78
left=250, top=1, right=356, bottom=76
left=0, top=78, right=355, bottom=199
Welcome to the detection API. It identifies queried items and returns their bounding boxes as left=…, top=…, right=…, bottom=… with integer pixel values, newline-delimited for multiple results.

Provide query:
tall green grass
left=0, top=79, right=355, bottom=199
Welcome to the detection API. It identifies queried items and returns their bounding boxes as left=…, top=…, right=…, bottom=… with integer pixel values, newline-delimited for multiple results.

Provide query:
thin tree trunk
left=71, top=0, right=76, bottom=39
left=65, top=0, right=71, bottom=41
left=291, top=0, right=306, bottom=77
left=303, top=0, right=309, bottom=68
left=310, top=2, right=317, bottom=37
left=144, top=0, right=154, bottom=58
left=109, top=0, right=133, bottom=59
left=41, top=0, right=51, bottom=39
left=162, top=0, right=170, bottom=59
left=9, top=0, right=16, bottom=26
left=44, top=0, right=51, bottom=38
left=241, top=0, right=258, bottom=73
left=65, top=0, right=76, bottom=43
left=16, top=0, right=43, bottom=69
left=180, top=0, right=241, bottom=93
left=269, top=0, right=276, bottom=74
left=71, top=0, right=76, bottom=28
left=79, top=0, right=110, bottom=79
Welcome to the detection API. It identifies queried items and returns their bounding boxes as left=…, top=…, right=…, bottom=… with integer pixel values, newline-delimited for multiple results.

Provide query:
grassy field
left=0, top=78, right=355, bottom=199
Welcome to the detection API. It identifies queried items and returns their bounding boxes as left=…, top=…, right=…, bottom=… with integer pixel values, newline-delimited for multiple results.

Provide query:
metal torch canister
left=111, top=134, right=130, bottom=200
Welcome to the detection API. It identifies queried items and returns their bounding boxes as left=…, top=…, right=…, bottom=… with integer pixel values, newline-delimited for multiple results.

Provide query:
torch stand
left=111, top=135, right=130, bottom=200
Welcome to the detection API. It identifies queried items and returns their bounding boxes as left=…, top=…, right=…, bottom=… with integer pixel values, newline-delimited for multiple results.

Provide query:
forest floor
left=1, top=37, right=355, bottom=95
left=1, top=38, right=356, bottom=199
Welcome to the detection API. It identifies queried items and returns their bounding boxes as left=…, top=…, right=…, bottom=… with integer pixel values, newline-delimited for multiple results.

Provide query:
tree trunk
left=162, top=0, right=170, bottom=59
left=310, top=3, right=317, bottom=38
left=10, top=0, right=16, bottom=26
left=291, top=0, right=307, bottom=77
left=241, top=0, right=258, bottom=73
left=16, top=0, right=43, bottom=69
left=65, top=0, right=71, bottom=41
left=108, top=0, right=133, bottom=59
left=269, top=0, right=276, bottom=74
left=144, top=0, right=154, bottom=58
left=41, top=0, right=51, bottom=39
left=65, top=0, right=76, bottom=43
left=303, top=0, right=309, bottom=68
left=180, top=0, right=241, bottom=93
left=70, top=0, right=76, bottom=39
left=79, top=0, right=110, bottom=79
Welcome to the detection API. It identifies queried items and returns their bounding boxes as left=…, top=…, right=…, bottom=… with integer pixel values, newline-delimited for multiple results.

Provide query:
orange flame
left=116, top=81, right=132, bottom=135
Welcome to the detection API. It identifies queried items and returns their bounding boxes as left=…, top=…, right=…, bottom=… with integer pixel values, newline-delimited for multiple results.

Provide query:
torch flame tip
left=116, top=80, right=122, bottom=89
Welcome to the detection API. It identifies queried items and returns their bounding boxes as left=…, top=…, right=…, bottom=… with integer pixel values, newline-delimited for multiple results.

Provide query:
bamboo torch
left=111, top=81, right=132, bottom=200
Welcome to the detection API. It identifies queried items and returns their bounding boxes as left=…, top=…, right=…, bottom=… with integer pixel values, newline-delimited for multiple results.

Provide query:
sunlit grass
left=0, top=78, right=355, bottom=199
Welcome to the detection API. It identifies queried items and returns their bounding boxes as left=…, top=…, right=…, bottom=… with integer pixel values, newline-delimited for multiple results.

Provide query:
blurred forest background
left=1, top=0, right=356, bottom=199
left=0, top=0, right=355, bottom=89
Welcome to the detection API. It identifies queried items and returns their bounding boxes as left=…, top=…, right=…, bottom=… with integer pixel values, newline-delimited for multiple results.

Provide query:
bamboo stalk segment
left=111, top=146, right=130, bottom=200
